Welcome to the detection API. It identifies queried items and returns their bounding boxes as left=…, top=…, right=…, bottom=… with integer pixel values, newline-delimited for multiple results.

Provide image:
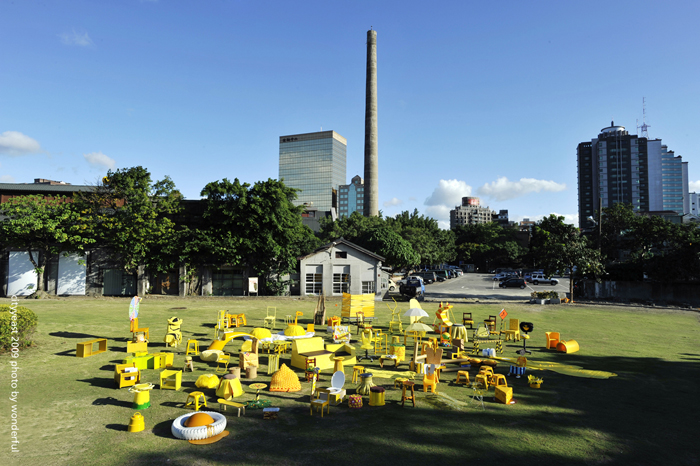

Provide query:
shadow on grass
left=105, top=423, right=128, bottom=432
left=78, top=376, right=115, bottom=389
left=54, top=349, right=77, bottom=357
left=49, top=331, right=103, bottom=339
left=93, top=397, right=131, bottom=408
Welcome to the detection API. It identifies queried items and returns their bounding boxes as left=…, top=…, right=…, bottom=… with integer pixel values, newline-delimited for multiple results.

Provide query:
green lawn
left=2, top=296, right=699, bottom=466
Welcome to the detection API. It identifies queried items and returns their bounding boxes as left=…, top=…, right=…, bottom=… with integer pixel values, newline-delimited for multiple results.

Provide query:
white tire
left=171, top=411, right=227, bottom=440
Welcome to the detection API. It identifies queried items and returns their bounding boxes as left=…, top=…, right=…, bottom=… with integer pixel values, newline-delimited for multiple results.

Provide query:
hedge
left=0, top=304, right=38, bottom=352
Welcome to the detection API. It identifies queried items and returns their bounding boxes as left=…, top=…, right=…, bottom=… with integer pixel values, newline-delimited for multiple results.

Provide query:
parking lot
left=419, top=272, right=570, bottom=302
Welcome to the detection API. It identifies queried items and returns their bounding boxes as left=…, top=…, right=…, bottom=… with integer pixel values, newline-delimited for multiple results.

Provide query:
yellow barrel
left=369, top=386, right=385, bottom=406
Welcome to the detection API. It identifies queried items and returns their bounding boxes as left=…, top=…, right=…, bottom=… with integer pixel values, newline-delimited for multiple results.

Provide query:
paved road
left=422, top=273, right=571, bottom=302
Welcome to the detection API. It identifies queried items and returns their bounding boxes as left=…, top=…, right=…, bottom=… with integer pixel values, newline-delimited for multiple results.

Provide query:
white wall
left=57, top=253, right=86, bottom=295
left=8, top=251, right=39, bottom=296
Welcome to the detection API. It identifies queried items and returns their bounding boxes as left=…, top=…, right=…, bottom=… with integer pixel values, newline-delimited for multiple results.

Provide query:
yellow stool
left=394, top=377, right=409, bottom=389
left=352, top=365, right=365, bottom=384
left=185, top=391, right=207, bottom=411
left=492, top=374, right=507, bottom=388
left=185, top=339, right=199, bottom=356
left=456, top=370, right=470, bottom=384
left=333, top=357, right=345, bottom=373
left=475, top=373, right=489, bottom=388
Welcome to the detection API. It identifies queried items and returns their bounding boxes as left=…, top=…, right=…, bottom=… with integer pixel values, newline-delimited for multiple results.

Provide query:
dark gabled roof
left=0, top=183, right=96, bottom=194
left=298, top=237, right=385, bottom=262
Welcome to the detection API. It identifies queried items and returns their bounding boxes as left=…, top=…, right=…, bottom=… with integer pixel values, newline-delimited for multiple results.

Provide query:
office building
left=338, top=175, right=365, bottom=218
left=450, top=197, right=494, bottom=229
left=279, top=131, right=347, bottom=220
left=577, top=121, right=690, bottom=228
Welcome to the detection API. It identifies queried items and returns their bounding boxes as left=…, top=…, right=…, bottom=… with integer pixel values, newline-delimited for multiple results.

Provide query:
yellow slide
left=207, top=332, right=250, bottom=351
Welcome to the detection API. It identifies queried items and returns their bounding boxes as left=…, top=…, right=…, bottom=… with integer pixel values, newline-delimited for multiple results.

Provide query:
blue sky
left=2, top=0, right=699, bottom=228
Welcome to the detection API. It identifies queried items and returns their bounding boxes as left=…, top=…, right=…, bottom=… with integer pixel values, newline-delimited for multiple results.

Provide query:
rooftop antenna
left=637, top=97, right=650, bottom=138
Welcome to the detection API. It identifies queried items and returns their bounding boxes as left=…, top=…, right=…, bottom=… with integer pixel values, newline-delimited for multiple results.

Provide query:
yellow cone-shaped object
left=127, top=412, right=145, bottom=432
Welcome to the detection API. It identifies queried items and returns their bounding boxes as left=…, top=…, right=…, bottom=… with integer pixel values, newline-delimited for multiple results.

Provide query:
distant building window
left=305, top=273, right=322, bottom=294
left=362, top=281, right=375, bottom=293
left=333, top=273, right=349, bottom=294
left=335, top=251, right=347, bottom=259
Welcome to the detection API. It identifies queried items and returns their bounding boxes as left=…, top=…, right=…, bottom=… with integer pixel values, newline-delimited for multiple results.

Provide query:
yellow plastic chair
left=358, top=329, right=374, bottom=362
left=504, top=319, right=521, bottom=342
left=423, top=372, right=437, bottom=393
left=130, top=318, right=150, bottom=341
left=263, top=307, right=277, bottom=329
left=216, top=353, right=231, bottom=373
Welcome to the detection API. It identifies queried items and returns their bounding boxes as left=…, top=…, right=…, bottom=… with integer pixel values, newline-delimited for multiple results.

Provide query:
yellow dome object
left=195, top=374, right=220, bottom=389
left=270, top=364, right=301, bottom=392
left=250, top=328, right=272, bottom=340
left=284, top=324, right=306, bottom=337
left=185, top=412, right=215, bottom=427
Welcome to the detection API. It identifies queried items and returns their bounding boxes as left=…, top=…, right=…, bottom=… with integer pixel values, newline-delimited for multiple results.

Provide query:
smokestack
left=363, top=29, right=379, bottom=217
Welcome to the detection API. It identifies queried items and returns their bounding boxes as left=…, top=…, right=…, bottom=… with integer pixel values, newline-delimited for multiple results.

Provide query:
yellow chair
left=216, top=353, right=231, bottom=373
left=358, top=329, right=374, bottom=362
left=545, top=332, right=561, bottom=349
left=386, top=299, right=403, bottom=334
left=423, top=372, right=437, bottom=393
left=374, top=330, right=387, bottom=354
left=307, top=323, right=315, bottom=333
left=115, top=363, right=141, bottom=389
left=310, top=375, right=330, bottom=417
left=504, top=319, right=521, bottom=342
left=130, top=318, right=150, bottom=341
left=263, top=307, right=277, bottom=329
left=185, top=391, right=207, bottom=411
left=462, top=312, right=474, bottom=329
left=185, top=339, right=199, bottom=356
left=235, top=313, right=247, bottom=327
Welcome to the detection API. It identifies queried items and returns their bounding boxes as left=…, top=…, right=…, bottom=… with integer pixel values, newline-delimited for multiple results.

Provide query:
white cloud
left=424, top=179, right=472, bottom=207
left=0, top=131, right=42, bottom=156
left=59, top=29, right=93, bottom=47
left=422, top=179, right=472, bottom=229
left=383, top=197, right=403, bottom=207
left=84, top=152, right=116, bottom=170
left=689, top=180, right=700, bottom=193
left=477, top=177, right=566, bottom=201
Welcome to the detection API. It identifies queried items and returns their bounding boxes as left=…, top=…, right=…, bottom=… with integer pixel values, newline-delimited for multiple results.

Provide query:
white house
left=298, top=238, right=385, bottom=297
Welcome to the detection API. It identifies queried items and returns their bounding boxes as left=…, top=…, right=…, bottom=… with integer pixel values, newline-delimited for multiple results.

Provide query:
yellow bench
left=218, top=398, right=246, bottom=417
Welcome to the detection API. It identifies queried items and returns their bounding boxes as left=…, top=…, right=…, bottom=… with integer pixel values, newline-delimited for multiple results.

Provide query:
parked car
left=399, top=276, right=425, bottom=298
left=388, top=279, right=399, bottom=291
left=493, top=272, right=517, bottom=281
left=429, top=270, right=448, bottom=282
left=529, top=273, right=559, bottom=286
left=415, top=271, right=436, bottom=284
left=499, top=278, right=527, bottom=289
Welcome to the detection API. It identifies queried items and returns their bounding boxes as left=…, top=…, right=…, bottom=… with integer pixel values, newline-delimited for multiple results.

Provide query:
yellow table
left=249, top=383, right=267, bottom=401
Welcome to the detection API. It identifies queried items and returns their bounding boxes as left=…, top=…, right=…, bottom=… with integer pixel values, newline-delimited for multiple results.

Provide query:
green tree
left=74, top=166, right=182, bottom=274
left=530, top=214, right=604, bottom=300
left=198, top=178, right=317, bottom=295
left=0, top=195, right=95, bottom=292
left=453, top=222, right=525, bottom=271
left=386, top=209, right=456, bottom=266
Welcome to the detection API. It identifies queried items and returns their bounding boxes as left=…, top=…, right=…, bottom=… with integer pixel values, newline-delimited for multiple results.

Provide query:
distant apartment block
left=577, top=121, right=690, bottom=228
left=338, top=175, right=364, bottom=218
left=450, top=197, right=494, bottom=229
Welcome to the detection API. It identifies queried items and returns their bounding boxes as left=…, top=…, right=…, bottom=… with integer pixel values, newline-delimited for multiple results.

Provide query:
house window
left=362, top=281, right=375, bottom=293
left=305, top=273, right=322, bottom=294
left=335, top=251, right=347, bottom=259
left=333, top=273, right=349, bottom=294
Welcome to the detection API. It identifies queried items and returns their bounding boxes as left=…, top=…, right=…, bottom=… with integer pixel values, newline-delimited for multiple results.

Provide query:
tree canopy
left=0, top=195, right=95, bottom=291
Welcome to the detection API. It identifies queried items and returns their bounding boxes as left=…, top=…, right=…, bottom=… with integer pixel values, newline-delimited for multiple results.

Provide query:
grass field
left=2, top=295, right=699, bottom=466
